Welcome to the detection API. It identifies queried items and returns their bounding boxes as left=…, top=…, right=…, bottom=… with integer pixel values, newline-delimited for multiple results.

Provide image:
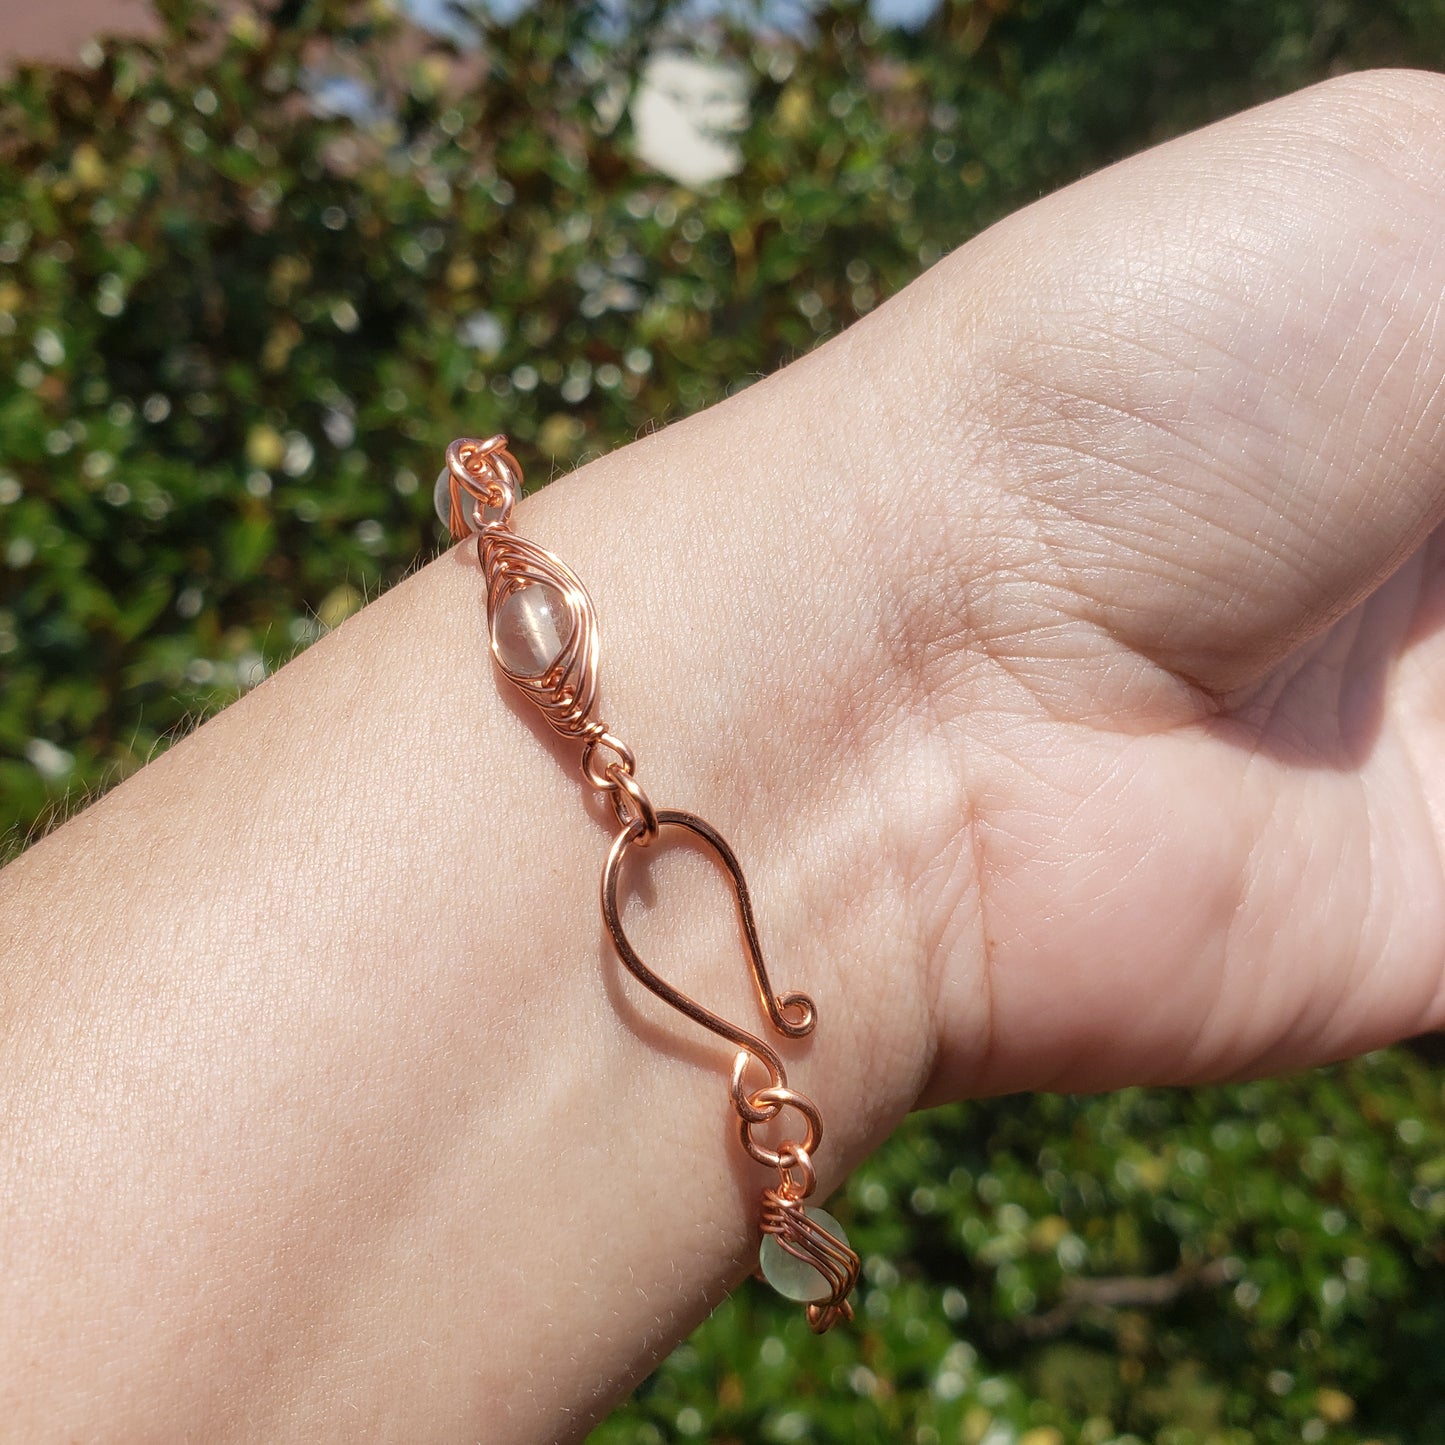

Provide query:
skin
left=2, top=67, right=1445, bottom=1443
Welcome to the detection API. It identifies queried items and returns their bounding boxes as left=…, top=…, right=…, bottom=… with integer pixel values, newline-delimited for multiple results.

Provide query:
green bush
left=592, top=1049, right=1445, bottom=1444
left=2, top=3, right=1442, bottom=1439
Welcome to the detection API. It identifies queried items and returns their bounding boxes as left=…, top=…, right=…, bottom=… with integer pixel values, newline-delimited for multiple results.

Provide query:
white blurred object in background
left=630, top=52, right=749, bottom=188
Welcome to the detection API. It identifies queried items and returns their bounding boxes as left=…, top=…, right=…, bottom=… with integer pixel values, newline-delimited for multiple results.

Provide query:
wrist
left=515, top=379, right=946, bottom=1149
left=415, top=413, right=943, bottom=1426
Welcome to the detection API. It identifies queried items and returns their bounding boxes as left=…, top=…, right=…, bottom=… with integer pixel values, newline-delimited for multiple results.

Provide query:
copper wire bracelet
left=438, top=433, right=860, bottom=1332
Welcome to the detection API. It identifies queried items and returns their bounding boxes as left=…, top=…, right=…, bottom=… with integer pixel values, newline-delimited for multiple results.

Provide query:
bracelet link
left=605, top=762, right=659, bottom=844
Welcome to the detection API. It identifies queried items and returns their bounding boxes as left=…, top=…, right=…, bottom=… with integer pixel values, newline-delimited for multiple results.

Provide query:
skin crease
left=3, top=66, right=1445, bottom=1442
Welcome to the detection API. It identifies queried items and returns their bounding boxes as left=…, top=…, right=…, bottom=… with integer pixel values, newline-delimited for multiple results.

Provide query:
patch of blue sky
left=304, top=70, right=387, bottom=123
left=396, top=0, right=943, bottom=39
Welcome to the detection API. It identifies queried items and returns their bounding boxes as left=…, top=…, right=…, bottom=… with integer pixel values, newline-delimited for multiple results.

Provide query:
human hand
left=892, top=67, right=1445, bottom=1103
left=585, top=66, right=1445, bottom=1120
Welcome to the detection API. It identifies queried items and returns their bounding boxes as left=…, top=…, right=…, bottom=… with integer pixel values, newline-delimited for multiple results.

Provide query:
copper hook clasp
left=600, top=809, right=816, bottom=1085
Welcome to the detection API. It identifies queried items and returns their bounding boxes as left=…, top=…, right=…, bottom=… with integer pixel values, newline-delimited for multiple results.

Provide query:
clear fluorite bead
left=493, top=583, right=573, bottom=678
left=434, top=468, right=512, bottom=532
left=758, top=1207, right=850, bottom=1304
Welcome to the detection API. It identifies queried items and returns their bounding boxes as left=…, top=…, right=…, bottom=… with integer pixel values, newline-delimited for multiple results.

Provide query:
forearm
left=0, top=353, right=947, bottom=1441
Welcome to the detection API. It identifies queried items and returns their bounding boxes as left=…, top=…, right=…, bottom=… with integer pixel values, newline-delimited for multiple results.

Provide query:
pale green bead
left=759, top=1207, right=849, bottom=1304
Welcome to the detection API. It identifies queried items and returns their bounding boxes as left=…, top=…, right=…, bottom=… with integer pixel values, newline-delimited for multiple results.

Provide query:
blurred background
left=2, top=2, right=1444, bottom=1440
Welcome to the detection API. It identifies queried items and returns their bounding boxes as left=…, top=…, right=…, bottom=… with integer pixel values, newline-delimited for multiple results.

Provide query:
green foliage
left=2, top=2, right=1443, bottom=1439
left=592, top=1050, right=1445, bottom=1444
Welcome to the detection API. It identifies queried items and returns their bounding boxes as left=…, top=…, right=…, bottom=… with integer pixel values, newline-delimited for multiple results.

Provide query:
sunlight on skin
left=1, top=68, right=1444, bottom=1444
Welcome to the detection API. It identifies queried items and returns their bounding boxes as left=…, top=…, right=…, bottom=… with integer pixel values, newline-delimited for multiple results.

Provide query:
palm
left=922, top=541, right=1445, bottom=1103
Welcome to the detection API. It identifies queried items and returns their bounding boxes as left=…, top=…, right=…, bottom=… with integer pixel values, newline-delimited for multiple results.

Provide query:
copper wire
left=738, top=1085, right=823, bottom=1170
left=476, top=526, right=603, bottom=740
left=761, top=1188, right=860, bottom=1333
left=444, top=434, right=521, bottom=534
left=605, top=760, right=660, bottom=842
left=601, top=811, right=817, bottom=1062
left=447, top=433, right=858, bottom=1332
